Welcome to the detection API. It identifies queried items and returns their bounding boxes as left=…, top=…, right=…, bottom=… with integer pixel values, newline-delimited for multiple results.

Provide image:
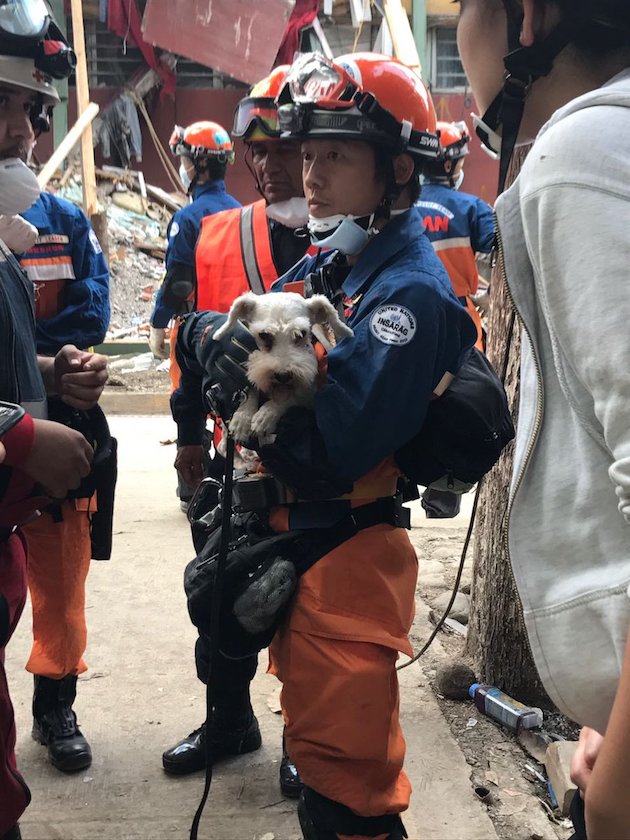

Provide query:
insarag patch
left=369, top=304, right=416, bottom=345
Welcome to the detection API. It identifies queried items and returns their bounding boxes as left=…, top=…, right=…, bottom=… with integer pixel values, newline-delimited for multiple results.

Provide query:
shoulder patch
left=169, top=221, right=180, bottom=239
left=369, top=304, right=417, bottom=346
left=88, top=228, right=102, bottom=254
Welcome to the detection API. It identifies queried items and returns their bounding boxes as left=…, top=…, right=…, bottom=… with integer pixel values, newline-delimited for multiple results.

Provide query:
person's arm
left=583, top=628, right=630, bottom=838
left=170, top=311, right=228, bottom=487
left=0, top=403, right=94, bottom=501
left=523, top=177, right=630, bottom=837
left=470, top=196, right=496, bottom=255
left=36, top=209, right=110, bottom=354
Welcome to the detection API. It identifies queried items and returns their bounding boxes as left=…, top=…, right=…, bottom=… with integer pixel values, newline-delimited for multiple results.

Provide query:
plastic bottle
left=469, top=683, right=543, bottom=731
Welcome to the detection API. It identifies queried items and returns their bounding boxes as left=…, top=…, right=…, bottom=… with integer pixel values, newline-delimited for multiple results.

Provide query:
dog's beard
left=246, top=347, right=318, bottom=400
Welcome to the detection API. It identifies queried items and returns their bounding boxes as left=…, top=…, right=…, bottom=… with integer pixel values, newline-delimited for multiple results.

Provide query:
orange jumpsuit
left=269, top=459, right=418, bottom=821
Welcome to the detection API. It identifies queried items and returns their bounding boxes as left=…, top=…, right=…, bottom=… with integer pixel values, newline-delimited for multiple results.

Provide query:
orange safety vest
left=195, top=199, right=277, bottom=312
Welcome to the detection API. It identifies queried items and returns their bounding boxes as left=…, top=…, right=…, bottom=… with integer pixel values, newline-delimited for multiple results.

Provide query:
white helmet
left=0, top=55, right=59, bottom=104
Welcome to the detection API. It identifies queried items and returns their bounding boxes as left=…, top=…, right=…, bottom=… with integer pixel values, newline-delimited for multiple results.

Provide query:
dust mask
left=307, top=213, right=377, bottom=256
left=179, top=163, right=192, bottom=191
left=266, top=197, right=309, bottom=229
left=0, top=158, right=40, bottom=215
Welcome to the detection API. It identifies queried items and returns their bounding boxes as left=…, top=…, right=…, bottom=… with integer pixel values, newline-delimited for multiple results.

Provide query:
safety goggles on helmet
left=278, top=52, right=439, bottom=160
left=282, top=53, right=358, bottom=109
left=232, top=96, right=280, bottom=139
left=170, top=124, right=235, bottom=163
left=0, top=1, right=75, bottom=80
left=439, top=121, right=470, bottom=160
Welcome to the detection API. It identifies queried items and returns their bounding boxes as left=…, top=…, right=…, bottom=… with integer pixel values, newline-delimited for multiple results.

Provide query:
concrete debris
left=544, top=740, right=578, bottom=816
left=48, top=167, right=178, bottom=343
left=435, top=661, right=476, bottom=700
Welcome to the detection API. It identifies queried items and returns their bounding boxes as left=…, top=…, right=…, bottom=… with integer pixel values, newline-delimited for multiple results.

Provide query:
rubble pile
left=53, top=167, right=185, bottom=342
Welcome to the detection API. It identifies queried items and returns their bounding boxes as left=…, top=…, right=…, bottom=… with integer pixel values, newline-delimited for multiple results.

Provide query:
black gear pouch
left=47, top=399, right=118, bottom=560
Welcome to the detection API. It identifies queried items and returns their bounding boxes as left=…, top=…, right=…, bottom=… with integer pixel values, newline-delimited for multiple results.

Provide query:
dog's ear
left=306, top=295, right=354, bottom=341
left=213, top=292, right=260, bottom=340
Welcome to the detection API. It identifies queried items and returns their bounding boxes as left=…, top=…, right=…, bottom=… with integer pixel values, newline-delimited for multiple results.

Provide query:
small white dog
left=213, top=291, right=353, bottom=442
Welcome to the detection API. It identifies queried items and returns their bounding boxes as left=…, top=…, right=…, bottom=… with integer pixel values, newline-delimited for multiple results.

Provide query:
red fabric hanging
left=107, top=0, right=176, bottom=97
left=274, top=0, right=320, bottom=66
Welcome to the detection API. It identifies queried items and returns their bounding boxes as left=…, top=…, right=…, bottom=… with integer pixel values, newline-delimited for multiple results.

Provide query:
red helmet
left=277, top=52, right=439, bottom=161
left=436, top=121, right=470, bottom=162
left=169, top=121, right=234, bottom=164
left=232, top=65, right=290, bottom=141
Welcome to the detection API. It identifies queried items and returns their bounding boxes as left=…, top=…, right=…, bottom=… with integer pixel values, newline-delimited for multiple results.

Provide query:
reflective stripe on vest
left=239, top=205, right=266, bottom=295
left=195, top=199, right=277, bottom=312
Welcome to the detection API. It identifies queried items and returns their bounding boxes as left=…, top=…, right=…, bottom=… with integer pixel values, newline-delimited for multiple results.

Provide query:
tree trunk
left=465, top=146, right=552, bottom=708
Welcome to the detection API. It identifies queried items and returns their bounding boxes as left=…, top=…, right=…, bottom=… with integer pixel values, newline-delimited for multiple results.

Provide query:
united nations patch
left=369, top=304, right=416, bottom=346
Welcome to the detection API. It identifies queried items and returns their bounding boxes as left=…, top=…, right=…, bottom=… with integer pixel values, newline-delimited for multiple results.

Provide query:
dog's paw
left=250, top=403, right=281, bottom=437
left=230, top=408, right=256, bottom=443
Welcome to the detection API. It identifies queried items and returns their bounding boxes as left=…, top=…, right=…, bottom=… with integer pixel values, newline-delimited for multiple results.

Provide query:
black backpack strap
left=239, top=205, right=266, bottom=295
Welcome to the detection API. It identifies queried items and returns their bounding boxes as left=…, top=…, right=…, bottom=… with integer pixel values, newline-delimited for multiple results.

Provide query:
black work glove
left=259, top=406, right=352, bottom=500
left=203, top=319, right=257, bottom=421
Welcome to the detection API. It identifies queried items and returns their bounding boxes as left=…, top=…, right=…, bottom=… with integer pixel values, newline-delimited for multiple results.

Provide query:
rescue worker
left=149, top=121, right=240, bottom=510
left=416, top=120, right=495, bottom=518
left=0, top=3, right=108, bottom=832
left=172, top=65, right=308, bottom=492
left=163, top=67, right=309, bottom=797
left=149, top=120, right=241, bottom=375
left=175, top=52, right=477, bottom=839
left=16, top=190, right=110, bottom=772
left=417, top=120, right=495, bottom=349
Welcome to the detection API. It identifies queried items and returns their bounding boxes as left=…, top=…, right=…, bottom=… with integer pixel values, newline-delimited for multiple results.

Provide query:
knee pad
left=298, top=788, right=408, bottom=839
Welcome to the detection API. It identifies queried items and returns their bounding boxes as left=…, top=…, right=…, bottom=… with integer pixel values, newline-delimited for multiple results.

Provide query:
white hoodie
left=496, top=69, right=630, bottom=734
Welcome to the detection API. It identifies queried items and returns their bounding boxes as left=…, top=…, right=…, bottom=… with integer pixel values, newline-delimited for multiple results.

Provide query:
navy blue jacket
left=21, top=193, right=110, bottom=355
left=151, top=180, right=241, bottom=328
left=174, top=208, right=476, bottom=490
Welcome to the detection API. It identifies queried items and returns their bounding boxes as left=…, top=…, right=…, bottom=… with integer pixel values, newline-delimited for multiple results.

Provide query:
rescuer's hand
left=25, top=419, right=94, bottom=499
left=175, top=445, right=204, bottom=490
left=204, top=320, right=257, bottom=421
left=149, top=326, right=169, bottom=359
left=53, top=346, right=109, bottom=409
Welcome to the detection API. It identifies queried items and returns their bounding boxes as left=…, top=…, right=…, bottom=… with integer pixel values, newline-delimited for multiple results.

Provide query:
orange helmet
left=436, top=121, right=471, bottom=162
left=232, top=65, right=290, bottom=141
left=277, top=52, right=439, bottom=161
left=169, top=120, right=235, bottom=164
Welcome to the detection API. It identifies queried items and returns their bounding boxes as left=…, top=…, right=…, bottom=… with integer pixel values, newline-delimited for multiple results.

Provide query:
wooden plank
left=70, top=0, right=98, bottom=217
left=142, top=0, right=295, bottom=86
left=37, top=102, right=100, bottom=189
left=383, top=0, right=423, bottom=77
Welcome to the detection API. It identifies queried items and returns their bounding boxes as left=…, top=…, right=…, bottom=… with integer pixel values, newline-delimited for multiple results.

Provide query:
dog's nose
left=274, top=371, right=293, bottom=385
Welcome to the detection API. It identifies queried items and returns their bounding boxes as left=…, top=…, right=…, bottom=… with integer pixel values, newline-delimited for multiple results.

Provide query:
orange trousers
left=269, top=521, right=418, bottom=837
left=23, top=501, right=92, bottom=679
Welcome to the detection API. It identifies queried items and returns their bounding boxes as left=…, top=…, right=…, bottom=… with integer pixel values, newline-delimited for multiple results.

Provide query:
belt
left=232, top=473, right=400, bottom=513
left=0, top=525, right=17, bottom=542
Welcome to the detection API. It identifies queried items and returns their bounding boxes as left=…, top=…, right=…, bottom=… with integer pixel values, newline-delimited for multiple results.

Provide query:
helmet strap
left=243, top=144, right=265, bottom=200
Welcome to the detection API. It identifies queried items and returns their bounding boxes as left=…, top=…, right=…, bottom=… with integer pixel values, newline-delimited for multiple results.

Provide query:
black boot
left=1, top=825, right=22, bottom=840
left=297, top=788, right=408, bottom=840
left=32, top=675, right=92, bottom=773
left=280, top=732, right=303, bottom=798
left=162, top=710, right=262, bottom=775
